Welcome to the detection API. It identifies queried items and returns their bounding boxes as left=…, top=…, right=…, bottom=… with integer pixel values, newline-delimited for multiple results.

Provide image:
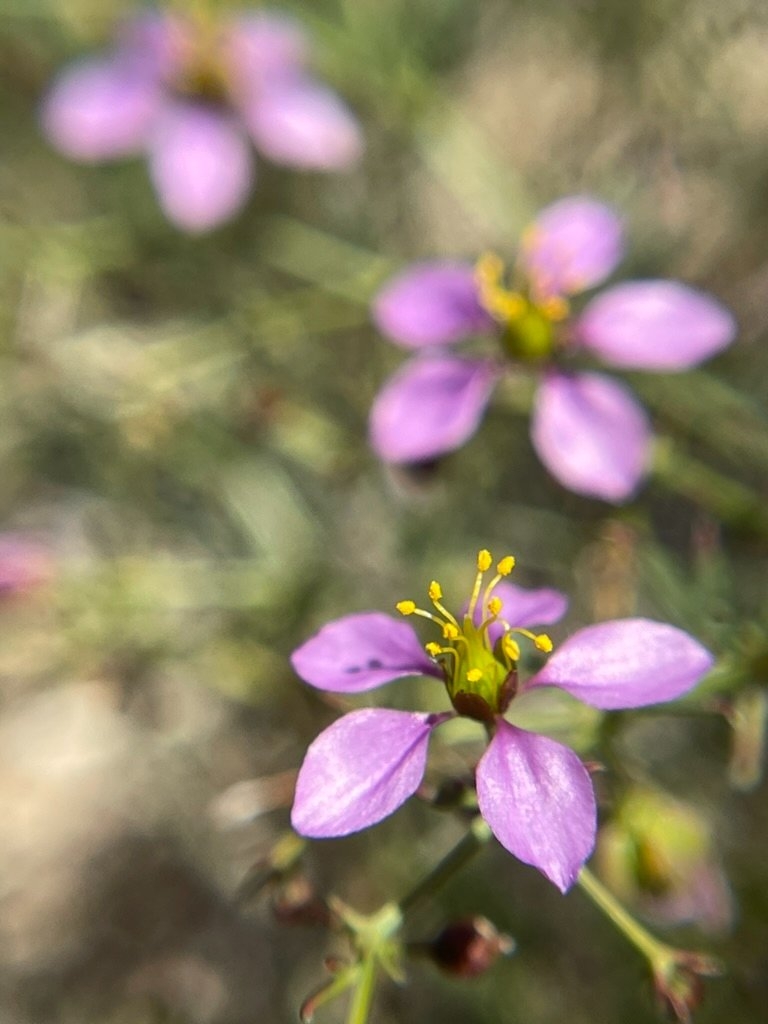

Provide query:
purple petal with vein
left=291, top=709, right=445, bottom=837
left=147, top=102, right=254, bottom=232
left=520, top=196, right=624, bottom=296
left=244, top=78, right=362, bottom=170
left=41, top=58, right=159, bottom=161
left=291, top=612, right=439, bottom=693
left=531, top=372, right=651, bottom=502
left=373, top=262, right=495, bottom=348
left=470, top=581, right=568, bottom=646
left=476, top=721, right=596, bottom=892
left=370, top=356, right=498, bottom=463
left=578, top=280, right=737, bottom=370
left=526, top=618, right=714, bottom=709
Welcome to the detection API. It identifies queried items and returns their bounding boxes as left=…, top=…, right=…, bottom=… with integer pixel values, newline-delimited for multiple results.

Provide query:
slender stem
left=398, top=817, right=492, bottom=915
left=577, top=866, right=665, bottom=964
left=345, top=956, right=377, bottom=1024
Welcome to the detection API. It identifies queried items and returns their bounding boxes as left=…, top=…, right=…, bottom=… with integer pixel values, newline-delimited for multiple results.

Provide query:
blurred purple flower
left=290, top=550, right=713, bottom=892
left=370, top=197, right=736, bottom=502
left=42, top=9, right=363, bottom=232
left=0, top=534, right=51, bottom=598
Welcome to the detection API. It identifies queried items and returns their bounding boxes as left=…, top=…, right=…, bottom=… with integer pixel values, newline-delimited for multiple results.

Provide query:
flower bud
left=427, top=916, right=514, bottom=978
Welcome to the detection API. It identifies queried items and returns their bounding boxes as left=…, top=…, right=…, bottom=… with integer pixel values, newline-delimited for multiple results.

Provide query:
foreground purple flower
left=371, top=197, right=736, bottom=501
left=291, top=551, right=714, bottom=892
left=42, top=9, right=363, bottom=231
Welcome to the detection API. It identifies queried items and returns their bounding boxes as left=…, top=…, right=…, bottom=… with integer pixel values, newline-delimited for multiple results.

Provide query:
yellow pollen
left=535, top=633, right=553, bottom=653
left=443, top=622, right=459, bottom=640
left=502, top=635, right=521, bottom=662
left=477, top=549, right=492, bottom=572
left=487, top=596, right=503, bottom=617
left=428, top=580, right=443, bottom=601
left=396, top=600, right=416, bottom=616
left=497, top=555, right=515, bottom=576
left=466, top=668, right=483, bottom=683
left=425, top=642, right=442, bottom=658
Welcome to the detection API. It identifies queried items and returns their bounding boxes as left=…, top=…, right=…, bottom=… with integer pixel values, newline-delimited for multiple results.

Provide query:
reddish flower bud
left=427, top=916, right=514, bottom=978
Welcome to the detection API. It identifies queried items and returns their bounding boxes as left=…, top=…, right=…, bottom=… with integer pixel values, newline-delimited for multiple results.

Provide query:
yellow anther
left=443, top=622, right=459, bottom=640
left=428, top=580, right=443, bottom=602
left=467, top=668, right=483, bottom=683
left=477, top=549, right=492, bottom=572
left=396, top=600, right=416, bottom=616
left=535, top=633, right=553, bottom=653
left=540, top=295, right=570, bottom=322
left=497, top=555, right=515, bottom=576
left=502, top=635, right=521, bottom=662
left=475, top=252, right=504, bottom=286
left=487, top=596, right=503, bottom=617
left=425, top=642, right=443, bottom=658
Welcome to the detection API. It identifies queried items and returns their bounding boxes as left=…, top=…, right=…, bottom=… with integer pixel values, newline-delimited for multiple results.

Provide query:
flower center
left=475, top=253, right=569, bottom=363
left=396, top=550, right=553, bottom=723
left=168, top=13, right=232, bottom=105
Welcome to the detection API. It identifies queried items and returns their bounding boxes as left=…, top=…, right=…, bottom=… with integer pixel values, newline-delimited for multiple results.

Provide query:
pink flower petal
left=291, top=612, right=439, bottom=693
left=531, top=372, right=651, bottom=502
left=370, top=356, right=498, bottom=464
left=244, top=77, right=362, bottom=170
left=520, top=196, right=624, bottom=296
left=373, top=262, right=495, bottom=349
left=476, top=721, right=596, bottom=892
left=147, top=102, right=254, bottom=232
left=291, top=709, right=445, bottom=837
left=578, top=280, right=737, bottom=370
left=224, top=12, right=308, bottom=94
left=41, top=57, right=159, bottom=161
left=469, top=581, right=568, bottom=646
left=527, top=618, right=714, bottom=709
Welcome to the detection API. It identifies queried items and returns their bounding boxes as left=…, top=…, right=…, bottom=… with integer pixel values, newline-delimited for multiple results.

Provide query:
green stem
left=398, top=817, right=492, bottom=915
left=577, top=866, right=665, bottom=964
left=345, top=956, right=378, bottom=1024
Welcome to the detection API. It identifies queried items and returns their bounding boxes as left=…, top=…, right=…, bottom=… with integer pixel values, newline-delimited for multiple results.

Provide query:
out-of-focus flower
left=596, top=787, right=732, bottom=933
left=290, top=550, right=713, bottom=892
left=0, top=534, right=51, bottom=598
left=42, top=9, right=363, bottom=231
left=370, top=197, right=735, bottom=502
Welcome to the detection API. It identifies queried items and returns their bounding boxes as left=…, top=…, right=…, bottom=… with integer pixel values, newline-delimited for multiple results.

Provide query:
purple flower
left=370, top=197, right=736, bottom=502
left=0, top=534, right=51, bottom=598
left=290, top=550, right=714, bottom=892
left=42, top=9, right=363, bottom=232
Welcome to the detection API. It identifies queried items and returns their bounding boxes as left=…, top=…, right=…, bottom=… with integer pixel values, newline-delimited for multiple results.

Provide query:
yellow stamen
left=534, top=633, right=553, bottom=653
left=502, top=635, right=521, bottom=662
left=477, top=549, right=492, bottom=572
left=497, top=555, right=515, bottom=576
left=428, top=580, right=442, bottom=601
left=475, top=254, right=527, bottom=323
left=425, top=642, right=443, bottom=658
left=396, top=600, right=416, bottom=615
left=487, top=596, right=503, bottom=617
left=443, top=622, right=459, bottom=641
left=467, top=668, right=483, bottom=683
left=540, top=295, right=570, bottom=321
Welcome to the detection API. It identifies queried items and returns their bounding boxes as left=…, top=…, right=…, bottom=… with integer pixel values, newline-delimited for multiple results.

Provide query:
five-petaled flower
left=42, top=8, right=363, bottom=232
left=370, top=197, right=736, bottom=502
left=290, top=550, right=714, bottom=892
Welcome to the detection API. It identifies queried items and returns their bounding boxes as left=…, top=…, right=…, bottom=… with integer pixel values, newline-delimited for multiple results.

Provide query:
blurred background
left=0, top=0, right=767, bottom=1021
